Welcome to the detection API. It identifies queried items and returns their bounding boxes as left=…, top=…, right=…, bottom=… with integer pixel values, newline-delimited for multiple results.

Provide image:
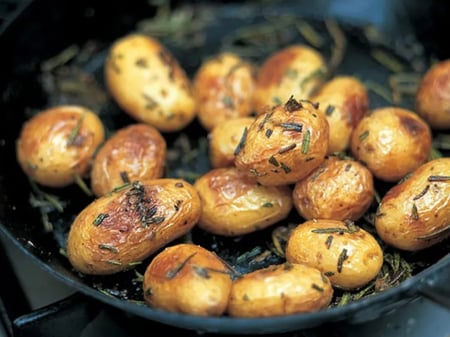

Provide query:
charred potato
left=16, top=105, right=105, bottom=188
left=66, top=178, right=201, bottom=275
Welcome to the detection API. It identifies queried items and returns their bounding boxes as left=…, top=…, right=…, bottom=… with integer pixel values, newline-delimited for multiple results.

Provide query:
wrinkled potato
left=234, top=97, right=329, bottom=186
left=375, top=157, right=450, bottom=251
left=143, top=243, right=233, bottom=316
left=193, top=52, right=256, bottom=131
left=90, top=123, right=166, bottom=197
left=16, top=105, right=105, bottom=188
left=350, top=107, right=432, bottom=182
left=227, top=262, right=333, bottom=317
left=104, top=33, right=196, bottom=132
left=292, top=155, right=375, bottom=221
left=66, top=178, right=201, bottom=275
left=193, top=166, right=293, bottom=236
left=253, top=44, right=326, bottom=115
left=310, top=76, right=369, bottom=154
left=285, top=219, right=384, bottom=290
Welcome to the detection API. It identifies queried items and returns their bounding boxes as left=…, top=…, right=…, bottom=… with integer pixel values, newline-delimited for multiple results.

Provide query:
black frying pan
left=1, top=0, right=449, bottom=334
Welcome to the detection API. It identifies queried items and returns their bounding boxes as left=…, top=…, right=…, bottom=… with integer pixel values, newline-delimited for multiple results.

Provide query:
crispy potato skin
left=253, top=44, right=326, bottom=115
left=285, top=219, right=383, bottom=290
left=90, top=123, right=166, bottom=197
left=227, top=262, right=333, bottom=317
left=16, top=105, right=105, bottom=187
left=193, top=52, right=256, bottom=131
left=143, top=243, right=233, bottom=316
left=194, top=167, right=293, bottom=236
left=66, top=179, right=201, bottom=275
left=292, top=156, right=374, bottom=221
left=104, top=34, right=196, bottom=132
left=375, top=158, right=450, bottom=251
left=415, top=59, right=450, bottom=130
left=310, top=76, right=369, bottom=154
left=234, top=97, right=329, bottom=186
left=350, top=107, right=432, bottom=182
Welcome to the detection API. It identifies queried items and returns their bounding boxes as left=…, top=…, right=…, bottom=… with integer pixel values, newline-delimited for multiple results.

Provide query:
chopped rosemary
left=413, top=185, right=429, bottom=200
left=265, top=129, right=273, bottom=138
left=278, top=143, right=296, bottom=154
left=98, top=244, right=119, bottom=253
left=279, top=122, right=303, bottom=132
left=268, top=155, right=279, bottom=167
left=233, top=127, right=248, bottom=155
left=120, top=171, right=130, bottom=184
left=325, top=104, right=335, bottom=116
left=337, top=248, right=348, bottom=273
left=311, top=283, right=324, bottom=292
left=273, top=96, right=282, bottom=105
left=359, top=130, right=369, bottom=141
left=301, top=130, right=311, bottom=154
left=258, top=111, right=273, bottom=130
left=166, top=253, right=196, bottom=279
left=284, top=96, right=303, bottom=112
left=325, top=235, right=333, bottom=249
left=428, top=175, right=450, bottom=182
left=93, top=213, right=109, bottom=226
left=411, top=203, right=419, bottom=220
left=262, top=202, right=274, bottom=208
left=280, top=162, right=291, bottom=173
left=67, top=111, right=86, bottom=146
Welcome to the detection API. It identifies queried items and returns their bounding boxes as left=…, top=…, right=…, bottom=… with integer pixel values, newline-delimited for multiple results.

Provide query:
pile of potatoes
left=16, top=33, right=450, bottom=318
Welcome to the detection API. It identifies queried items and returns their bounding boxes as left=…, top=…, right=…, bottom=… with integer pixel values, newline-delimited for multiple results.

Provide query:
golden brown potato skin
left=415, top=59, right=450, bottom=130
left=350, top=107, right=432, bottom=182
left=227, top=262, right=333, bottom=317
left=292, top=156, right=374, bottom=221
left=90, top=123, right=166, bottom=197
left=285, top=219, right=383, bottom=290
left=253, top=44, right=326, bottom=115
left=310, top=76, right=369, bottom=154
left=104, top=34, right=196, bottom=132
left=375, top=158, right=450, bottom=251
left=143, top=243, right=233, bottom=316
left=234, top=97, right=329, bottom=186
left=193, top=52, right=256, bottom=131
left=193, top=166, right=293, bottom=236
left=66, top=178, right=201, bottom=275
left=16, top=105, right=105, bottom=188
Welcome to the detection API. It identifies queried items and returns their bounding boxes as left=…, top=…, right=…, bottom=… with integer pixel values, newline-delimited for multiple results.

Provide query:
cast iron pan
left=1, top=0, right=449, bottom=334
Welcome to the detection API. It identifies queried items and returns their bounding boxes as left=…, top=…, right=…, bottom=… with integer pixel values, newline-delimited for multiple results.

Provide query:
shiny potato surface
left=66, top=178, right=202, bottom=275
left=104, top=33, right=196, bottom=132
left=193, top=166, right=293, bottom=236
left=375, top=158, right=450, bottom=251
left=16, top=105, right=105, bottom=188
left=350, top=107, right=432, bottom=182
left=90, top=123, right=166, bottom=197
left=285, top=219, right=384, bottom=290
left=143, top=243, right=233, bottom=316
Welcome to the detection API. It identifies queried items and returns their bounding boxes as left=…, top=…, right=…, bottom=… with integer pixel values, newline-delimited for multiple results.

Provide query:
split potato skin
left=16, top=105, right=105, bottom=188
left=104, top=33, right=197, bottom=132
left=90, top=123, right=166, bottom=197
left=285, top=219, right=384, bottom=290
left=143, top=243, right=233, bottom=316
left=375, top=158, right=450, bottom=251
left=66, top=178, right=202, bottom=275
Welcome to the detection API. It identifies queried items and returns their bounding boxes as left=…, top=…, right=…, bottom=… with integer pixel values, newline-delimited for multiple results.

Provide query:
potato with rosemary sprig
left=143, top=243, right=233, bottom=316
left=234, top=96, right=329, bottom=186
left=16, top=105, right=105, bottom=188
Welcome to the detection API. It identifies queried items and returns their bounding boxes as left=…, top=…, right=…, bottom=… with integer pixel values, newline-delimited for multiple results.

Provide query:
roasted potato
left=90, top=123, right=166, bottom=197
left=193, top=52, right=256, bottom=131
left=285, top=219, right=384, bottom=290
left=104, top=33, right=197, bottom=132
left=143, top=243, right=233, bottom=316
left=193, top=166, right=293, bottom=236
left=350, top=107, right=432, bottom=182
left=66, top=178, right=201, bottom=275
left=227, top=262, right=333, bottom=317
left=16, top=105, right=105, bottom=188
left=375, top=158, right=450, bottom=251
left=234, top=97, right=329, bottom=186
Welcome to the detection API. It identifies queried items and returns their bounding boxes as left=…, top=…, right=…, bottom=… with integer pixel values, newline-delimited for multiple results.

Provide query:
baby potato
left=234, top=97, right=329, bottom=186
left=90, top=123, right=166, bottom=197
left=253, top=44, right=326, bottom=115
left=310, top=76, right=369, bottom=154
left=292, top=156, right=375, bottom=221
left=415, top=59, right=450, bottom=130
left=66, top=178, right=201, bottom=275
left=350, top=107, right=432, bottom=182
left=193, top=52, right=256, bottom=131
left=105, top=33, right=196, bottom=132
left=227, top=262, right=333, bottom=317
left=143, top=243, right=233, bottom=316
left=285, top=219, right=383, bottom=290
left=208, top=116, right=255, bottom=168
left=194, top=166, right=293, bottom=236
left=375, top=157, right=450, bottom=251
left=16, top=105, right=105, bottom=188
